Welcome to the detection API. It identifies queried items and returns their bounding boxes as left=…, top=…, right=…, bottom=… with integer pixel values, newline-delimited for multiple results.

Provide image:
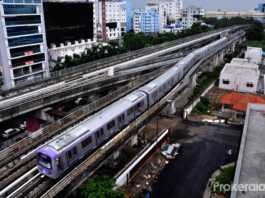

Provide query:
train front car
left=37, top=146, right=59, bottom=179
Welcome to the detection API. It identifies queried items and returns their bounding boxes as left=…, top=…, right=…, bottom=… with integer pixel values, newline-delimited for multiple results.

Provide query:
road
left=152, top=122, right=242, bottom=198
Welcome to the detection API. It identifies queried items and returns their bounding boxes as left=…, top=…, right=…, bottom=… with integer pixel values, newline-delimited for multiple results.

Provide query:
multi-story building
left=133, top=9, right=160, bottom=33
left=98, top=0, right=128, bottom=40
left=181, top=6, right=205, bottom=28
left=159, top=0, right=183, bottom=31
left=0, top=0, right=49, bottom=89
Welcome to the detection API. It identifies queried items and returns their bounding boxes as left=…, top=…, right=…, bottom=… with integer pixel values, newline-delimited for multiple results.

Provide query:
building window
left=8, top=34, right=43, bottom=47
left=3, top=4, right=37, bottom=15
left=222, top=79, right=230, bottom=85
left=7, top=26, right=39, bottom=37
left=5, top=15, right=41, bottom=26
left=246, top=82, right=254, bottom=88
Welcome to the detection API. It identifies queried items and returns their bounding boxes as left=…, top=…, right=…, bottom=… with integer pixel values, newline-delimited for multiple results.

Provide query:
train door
left=107, top=120, right=116, bottom=135
left=66, top=147, right=78, bottom=166
left=117, top=113, right=125, bottom=130
left=135, top=100, right=144, bottom=117
left=95, top=128, right=105, bottom=145
left=56, top=156, right=65, bottom=173
left=126, top=107, right=135, bottom=123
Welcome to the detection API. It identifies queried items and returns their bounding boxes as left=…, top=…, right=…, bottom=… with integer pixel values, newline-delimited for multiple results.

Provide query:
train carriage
left=37, top=90, right=148, bottom=179
left=139, top=69, right=179, bottom=106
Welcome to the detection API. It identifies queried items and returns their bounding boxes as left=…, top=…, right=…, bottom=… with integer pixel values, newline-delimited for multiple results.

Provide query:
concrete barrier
left=115, top=129, right=169, bottom=187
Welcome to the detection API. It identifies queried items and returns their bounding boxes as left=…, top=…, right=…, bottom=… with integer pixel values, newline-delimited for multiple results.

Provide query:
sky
left=132, top=0, right=262, bottom=11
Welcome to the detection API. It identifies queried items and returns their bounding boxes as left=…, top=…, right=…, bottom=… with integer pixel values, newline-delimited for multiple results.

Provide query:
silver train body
left=36, top=31, right=241, bottom=179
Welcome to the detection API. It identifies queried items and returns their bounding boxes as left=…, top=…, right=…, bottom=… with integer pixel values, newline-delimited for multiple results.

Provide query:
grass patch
left=211, top=166, right=235, bottom=195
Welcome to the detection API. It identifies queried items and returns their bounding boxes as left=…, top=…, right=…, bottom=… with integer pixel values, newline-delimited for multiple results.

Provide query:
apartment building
left=0, top=0, right=49, bottom=89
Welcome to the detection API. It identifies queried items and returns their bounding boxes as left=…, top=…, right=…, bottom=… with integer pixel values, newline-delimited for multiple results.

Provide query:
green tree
left=81, top=176, right=125, bottom=198
left=123, top=32, right=146, bottom=50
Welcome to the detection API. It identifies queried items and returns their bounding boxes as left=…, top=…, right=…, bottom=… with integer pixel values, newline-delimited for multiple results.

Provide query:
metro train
left=36, top=30, right=243, bottom=179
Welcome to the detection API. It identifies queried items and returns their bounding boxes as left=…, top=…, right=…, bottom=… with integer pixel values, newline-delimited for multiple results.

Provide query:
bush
left=81, top=176, right=125, bottom=198
left=192, top=97, right=210, bottom=115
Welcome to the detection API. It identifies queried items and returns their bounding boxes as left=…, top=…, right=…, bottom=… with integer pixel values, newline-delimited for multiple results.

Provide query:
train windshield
left=37, top=153, right=52, bottom=169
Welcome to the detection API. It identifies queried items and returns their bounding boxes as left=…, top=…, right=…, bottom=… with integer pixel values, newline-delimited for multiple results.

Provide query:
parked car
left=161, top=143, right=182, bottom=159
left=2, top=128, right=21, bottom=138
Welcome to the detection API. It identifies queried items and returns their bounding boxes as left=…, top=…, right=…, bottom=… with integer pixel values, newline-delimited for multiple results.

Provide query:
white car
left=2, top=128, right=21, bottom=138
left=161, top=143, right=182, bottom=160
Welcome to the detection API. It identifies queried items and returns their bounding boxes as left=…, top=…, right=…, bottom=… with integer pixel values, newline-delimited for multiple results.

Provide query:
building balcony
left=12, top=62, right=43, bottom=78
left=9, top=44, right=42, bottom=59
left=11, top=53, right=45, bottom=67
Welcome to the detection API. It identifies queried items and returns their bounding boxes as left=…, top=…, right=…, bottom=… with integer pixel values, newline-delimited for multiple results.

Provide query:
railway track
left=0, top=26, right=234, bottom=99
left=0, top=69, right=166, bottom=194
left=0, top=27, right=246, bottom=197
left=0, top=53, right=185, bottom=124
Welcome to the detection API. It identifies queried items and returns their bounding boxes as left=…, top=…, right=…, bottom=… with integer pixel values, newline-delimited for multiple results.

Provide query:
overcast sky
left=132, top=0, right=262, bottom=11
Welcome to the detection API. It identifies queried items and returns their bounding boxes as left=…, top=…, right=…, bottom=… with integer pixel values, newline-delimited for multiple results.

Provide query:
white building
left=0, top=0, right=50, bottom=89
left=245, top=47, right=263, bottom=65
left=159, top=0, right=183, bottom=32
left=219, top=58, right=260, bottom=94
left=98, top=0, right=127, bottom=40
left=181, top=6, right=205, bottom=28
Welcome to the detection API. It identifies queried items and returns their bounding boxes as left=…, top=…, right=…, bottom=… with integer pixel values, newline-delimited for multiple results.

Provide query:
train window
left=127, top=108, right=134, bottom=116
left=118, top=114, right=125, bottom=122
left=81, top=136, right=92, bottom=148
left=107, top=120, right=115, bottom=130
left=38, top=153, right=52, bottom=169
left=137, top=101, right=143, bottom=108
left=73, top=147, right=77, bottom=155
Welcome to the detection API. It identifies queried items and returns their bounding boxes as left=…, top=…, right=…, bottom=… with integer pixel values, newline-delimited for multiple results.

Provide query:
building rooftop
left=222, top=64, right=259, bottom=79
left=231, top=104, right=265, bottom=198
left=220, top=92, right=265, bottom=112
left=230, top=58, right=259, bottom=69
